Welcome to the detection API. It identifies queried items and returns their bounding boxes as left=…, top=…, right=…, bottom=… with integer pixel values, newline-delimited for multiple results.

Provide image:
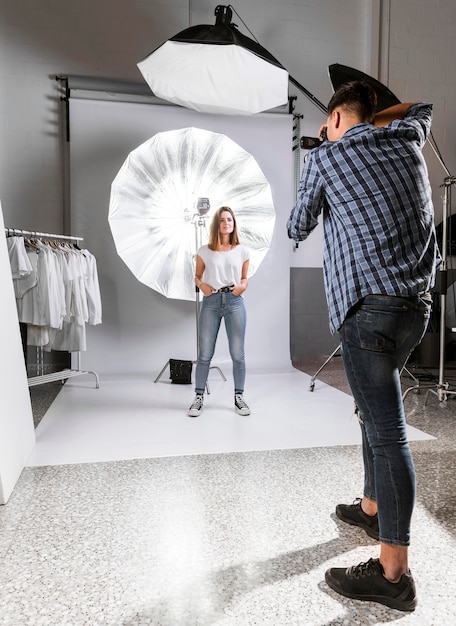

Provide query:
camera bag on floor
left=169, top=359, right=193, bottom=384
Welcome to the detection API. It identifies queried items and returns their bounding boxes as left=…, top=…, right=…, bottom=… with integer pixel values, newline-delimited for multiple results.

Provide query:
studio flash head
left=196, top=197, right=210, bottom=216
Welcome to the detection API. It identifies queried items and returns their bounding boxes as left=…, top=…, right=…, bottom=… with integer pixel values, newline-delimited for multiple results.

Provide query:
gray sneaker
left=188, top=394, right=203, bottom=417
left=234, top=393, right=250, bottom=416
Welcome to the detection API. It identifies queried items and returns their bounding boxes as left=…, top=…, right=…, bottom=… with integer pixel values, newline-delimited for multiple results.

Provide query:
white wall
left=0, top=204, right=35, bottom=504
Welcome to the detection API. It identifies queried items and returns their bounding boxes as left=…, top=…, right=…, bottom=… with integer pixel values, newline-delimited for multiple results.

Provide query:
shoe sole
left=335, top=509, right=379, bottom=540
left=325, top=571, right=417, bottom=612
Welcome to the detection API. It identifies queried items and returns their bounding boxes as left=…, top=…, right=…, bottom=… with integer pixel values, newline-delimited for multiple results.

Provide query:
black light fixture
left=137, top=6, right=414, bottom=120
left=328, top=63, right=401, bottom=111
left=299, top=63, right=403, bottom=149
left=137, top=4, right=328, bottom=116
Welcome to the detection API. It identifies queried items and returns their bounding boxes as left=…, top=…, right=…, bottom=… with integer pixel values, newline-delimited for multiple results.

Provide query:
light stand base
left=154, top=360, right=226, bottom=395
left=204, top=365, right=227, bottom=394
left=402, top=378, right=436, bottom=401
left=424, top=384, right=456, bottom=404
left=309, top=345, right=340, bottom=391
left=309, top=345, right=420, bottom=402
left=154, top=360, right=171, bottom=383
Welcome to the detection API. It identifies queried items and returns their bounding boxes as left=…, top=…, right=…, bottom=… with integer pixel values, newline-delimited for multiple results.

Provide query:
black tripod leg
left=154, top=360, right=170, bottom=383
left=309, top=345, right=341, bottom=391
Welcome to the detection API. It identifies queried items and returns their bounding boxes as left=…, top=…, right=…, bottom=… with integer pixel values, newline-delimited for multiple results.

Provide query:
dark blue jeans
left=339, top=294, right=432, bottom=546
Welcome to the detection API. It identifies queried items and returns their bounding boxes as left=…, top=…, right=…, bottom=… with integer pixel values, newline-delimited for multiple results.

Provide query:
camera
left=300, top=127, right=328, bottom=150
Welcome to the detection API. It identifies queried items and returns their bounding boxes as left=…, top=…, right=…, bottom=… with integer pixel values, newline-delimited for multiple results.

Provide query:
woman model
left=188, top=206, right=251, bottom=417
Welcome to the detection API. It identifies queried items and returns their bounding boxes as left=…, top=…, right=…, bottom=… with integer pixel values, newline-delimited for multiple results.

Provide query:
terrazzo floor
left=1, top=358, right=456, bottom=625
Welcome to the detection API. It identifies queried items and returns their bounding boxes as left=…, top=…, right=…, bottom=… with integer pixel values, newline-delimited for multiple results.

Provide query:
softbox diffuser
left=137, top=7, right=289, bottom=115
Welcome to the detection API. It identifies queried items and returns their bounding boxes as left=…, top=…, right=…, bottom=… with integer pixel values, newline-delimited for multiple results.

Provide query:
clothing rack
left=5, top=227, right=100, bottom=388
left=5, top=227, right=83, bottom=242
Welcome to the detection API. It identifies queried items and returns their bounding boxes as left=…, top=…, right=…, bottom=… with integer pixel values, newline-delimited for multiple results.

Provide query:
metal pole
left=425, top=176, right=456, bottom=403
left=437, top=182, right=449, bottom=401
left=194, top=216, right=202, bottom=359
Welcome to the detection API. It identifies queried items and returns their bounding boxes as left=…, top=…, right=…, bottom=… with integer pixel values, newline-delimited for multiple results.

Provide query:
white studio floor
left=26, top=368, right=434, bottom=467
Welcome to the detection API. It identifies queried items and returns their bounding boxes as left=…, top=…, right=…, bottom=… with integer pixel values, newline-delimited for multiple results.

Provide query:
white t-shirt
left=197, top=244, right=250, bottom=292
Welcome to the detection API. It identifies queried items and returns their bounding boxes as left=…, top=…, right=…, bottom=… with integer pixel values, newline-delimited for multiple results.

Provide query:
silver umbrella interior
left=109, top=127, right=275, bottom=301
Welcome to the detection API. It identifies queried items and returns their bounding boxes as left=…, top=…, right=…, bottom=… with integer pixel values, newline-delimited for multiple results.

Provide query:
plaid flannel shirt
left=287, top=103, right=438, bottom=333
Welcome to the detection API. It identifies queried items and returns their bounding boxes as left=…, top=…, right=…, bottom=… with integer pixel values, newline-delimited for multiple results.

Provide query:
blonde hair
left=208, top=206, right=240, bottom=251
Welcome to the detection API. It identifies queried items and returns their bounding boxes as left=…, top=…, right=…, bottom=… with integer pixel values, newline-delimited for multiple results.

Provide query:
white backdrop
left=69, top=98, right=294, bottom=377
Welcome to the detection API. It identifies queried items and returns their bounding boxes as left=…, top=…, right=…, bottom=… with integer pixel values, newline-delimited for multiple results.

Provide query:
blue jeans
left=339, top=293, right=432, bottom=546
left=195, top=291, right=247, bottom=394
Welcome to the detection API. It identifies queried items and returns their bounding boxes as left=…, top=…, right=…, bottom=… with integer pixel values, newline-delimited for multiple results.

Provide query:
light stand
left=192, top=205, right=227, bottom=394
left=193, top=202, right=210, bottom=360
left=423, top=175, right=456, bottom=403
left=309, top=170, right=454, bottom=399
left=308, top=344, right=341, bottom=391
left=154, top=201, right=226, bottom=392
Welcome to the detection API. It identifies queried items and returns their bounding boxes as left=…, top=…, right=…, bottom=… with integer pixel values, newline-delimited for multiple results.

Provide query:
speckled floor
left=1, top=358, right=455, bottom=625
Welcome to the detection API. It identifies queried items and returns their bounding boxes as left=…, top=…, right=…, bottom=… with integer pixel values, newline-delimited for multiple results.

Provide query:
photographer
left=287, top=80, right=438, bottom=611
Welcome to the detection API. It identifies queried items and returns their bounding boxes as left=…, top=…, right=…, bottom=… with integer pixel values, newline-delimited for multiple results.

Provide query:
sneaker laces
left=190, top=395, right=203, bottom=410
left=348, top=558, right=380, bottom=579
left=235, top=394, right=248, bottom=408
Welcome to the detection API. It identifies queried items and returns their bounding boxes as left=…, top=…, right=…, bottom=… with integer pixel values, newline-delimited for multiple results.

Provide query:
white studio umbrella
left=108, top=127, right=275, bottom=301
left=137, top=5, right=289, bottom=115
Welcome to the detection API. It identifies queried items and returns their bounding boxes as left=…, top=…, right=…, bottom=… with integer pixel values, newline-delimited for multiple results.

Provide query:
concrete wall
left=290, top=0, right=456, bottom=360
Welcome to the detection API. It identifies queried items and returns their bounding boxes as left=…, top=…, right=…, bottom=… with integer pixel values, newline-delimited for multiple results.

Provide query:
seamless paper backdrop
left=69, top=98, right=294, bottom=376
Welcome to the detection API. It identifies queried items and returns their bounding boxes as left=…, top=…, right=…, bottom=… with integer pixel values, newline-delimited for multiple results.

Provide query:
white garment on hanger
left=7, top=236, right=33, bottom=277
left=8, top=237, right=102, bottom=353
left=12, top=245, right=38, bottom=301
left=81, top=250, right=102, bottom=325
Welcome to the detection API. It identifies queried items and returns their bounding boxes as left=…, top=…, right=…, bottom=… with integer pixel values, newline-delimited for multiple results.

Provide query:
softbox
left=328, top=63, right=401, bottom=112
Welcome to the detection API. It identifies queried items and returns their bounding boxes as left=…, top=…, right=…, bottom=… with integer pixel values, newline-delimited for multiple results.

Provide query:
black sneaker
left=188, top=394, right=203, bottom=417
left=336, top=498, right=379, bottom=540
left=325, top=558, right=417, bottom=612
left=234, top=393, right=250, bottom=416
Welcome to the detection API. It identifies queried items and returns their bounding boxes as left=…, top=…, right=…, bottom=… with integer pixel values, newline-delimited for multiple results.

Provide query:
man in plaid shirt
left=288, top=80, right=439, bottom=612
